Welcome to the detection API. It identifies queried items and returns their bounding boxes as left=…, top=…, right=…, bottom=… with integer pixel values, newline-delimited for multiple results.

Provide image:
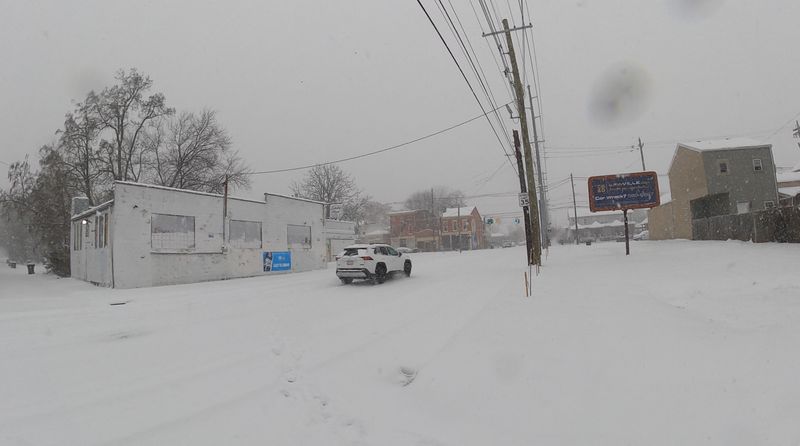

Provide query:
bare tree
left=59, top=103, right=106, bottom=205
left=290, top=164, right=365, bottom=220
left=147, top=110, right=250, bottom=193
left=89, top=68, right=173, bottom=181
left=404, top=186, right=465, bottom=214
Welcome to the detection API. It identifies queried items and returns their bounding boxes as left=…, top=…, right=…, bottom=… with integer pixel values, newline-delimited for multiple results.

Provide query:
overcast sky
left=2, top=0, right=800, bottom=226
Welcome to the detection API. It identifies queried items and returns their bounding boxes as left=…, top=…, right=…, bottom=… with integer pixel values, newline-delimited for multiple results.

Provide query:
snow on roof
left=442, top=206, right=476, bottom=218
left=777, top=171, right=800, bottom=184
left=779, top=186, right=800, bottom=197
left=71, top=199, right=114, bottom=220
left=576, top=219, right=631, bottom=230
left=678, top=137, right=768, bottom=152
left=365, top=229, right=389, bottom=236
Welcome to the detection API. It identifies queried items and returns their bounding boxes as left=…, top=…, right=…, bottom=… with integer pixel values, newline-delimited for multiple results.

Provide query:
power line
left=436, top=0, right=514, bottom=152
left=249, top=102, right=511, bottom=175
left=416, top=0, right=517, bottom=174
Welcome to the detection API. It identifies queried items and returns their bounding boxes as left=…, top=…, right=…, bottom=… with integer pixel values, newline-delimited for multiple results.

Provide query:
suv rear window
left=342, top=248, right=367, bottom=256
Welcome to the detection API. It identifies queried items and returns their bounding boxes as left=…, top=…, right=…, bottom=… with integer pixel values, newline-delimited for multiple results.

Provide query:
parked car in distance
left=634, top=230, right=649, bottom=241
left=502, top=241, right=514, bottom=248
left=396, top=247, right=418, bottom=254
left=335, top=244, right=412, bottom=284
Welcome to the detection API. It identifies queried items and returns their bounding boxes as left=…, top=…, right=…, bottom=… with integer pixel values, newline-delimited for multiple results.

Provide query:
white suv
left=335, top=244, right=412, bottom=284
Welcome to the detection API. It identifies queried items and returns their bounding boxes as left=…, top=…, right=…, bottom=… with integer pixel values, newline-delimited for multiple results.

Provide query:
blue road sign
left=588, top=171, right=660, bottom=212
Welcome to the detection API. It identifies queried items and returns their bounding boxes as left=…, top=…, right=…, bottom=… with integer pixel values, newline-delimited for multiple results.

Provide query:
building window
left=151, top=214, right=195, bottom=250
left=287, top=224, right=312, bottom=248
left=104, top=215, right=109, bottom=247
left=753, top=159, right=763, bottom=172
left=718, top=160, right=729, bottom=174
left=736, top=201, right=750, bottom=215
left=462, top=220, right=469, bottom=231
left=73, top=222, right=80, bottom=251
left=98, top=215, right=104, bottom=248
left=764, top=201, right=775, bottom=209
left=230, top=220, right=262, bottom=248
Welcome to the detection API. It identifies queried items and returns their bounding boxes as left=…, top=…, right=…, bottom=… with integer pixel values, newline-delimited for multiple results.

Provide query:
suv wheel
left=374, top=264, right=387, bottom=284
left=404, top=261, right=412, bottom=277
left=340, top=277, right=353, bottom=285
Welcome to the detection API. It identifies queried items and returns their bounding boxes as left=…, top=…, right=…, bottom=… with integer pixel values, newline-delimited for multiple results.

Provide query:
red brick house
left=441, top=206, right=485, bottom=250
left=388, top=209, right=439, bottom=251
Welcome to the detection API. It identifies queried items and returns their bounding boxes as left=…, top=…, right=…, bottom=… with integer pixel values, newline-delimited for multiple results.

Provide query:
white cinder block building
left=323, top=219, right=357, bottom=262
left=70, top=181, right=327, bottom=288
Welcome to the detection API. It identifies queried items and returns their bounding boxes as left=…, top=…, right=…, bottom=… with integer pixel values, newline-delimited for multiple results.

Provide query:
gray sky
left=2, top=0, right=800, bottom=226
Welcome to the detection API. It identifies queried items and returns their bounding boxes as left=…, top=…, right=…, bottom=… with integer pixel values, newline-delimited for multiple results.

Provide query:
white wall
left=109, top=182, right=326, bottom=289
left=324, top=219, right=357, bottom=261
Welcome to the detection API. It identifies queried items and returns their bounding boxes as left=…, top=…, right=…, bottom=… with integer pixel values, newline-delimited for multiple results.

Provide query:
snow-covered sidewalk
left=1, top=240, right=798, bottom=445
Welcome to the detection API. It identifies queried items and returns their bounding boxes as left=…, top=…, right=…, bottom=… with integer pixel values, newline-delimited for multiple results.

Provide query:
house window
left=287, top=224, right=312, bottom=247
left=718, top=160, right=729, bottom=174
left=462, top=220, right=469, bottom=231
left=764, top=201, right=775, bottom=209
left=736, top=201, right=750, bottom=215
left=753, top=159, right=763, bottom=172
left=104, top=215, right=109, bottom=247
left=230, top=220, right=262, bottom=248
left=151, top=214, right=195, bottom=250
left=73, top=222, right=80, bottom=251
left=98, top=215, right=104, bottom=248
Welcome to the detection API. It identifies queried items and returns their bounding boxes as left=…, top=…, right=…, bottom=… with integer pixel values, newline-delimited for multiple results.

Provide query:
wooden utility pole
left=638, top=137, right=646, bottom=171
left=503, top=18, right=541, bottom=266
left=570, top=173, right=579, bottom=245
left=513, top=130, right=534, bottom=261
left=528, top=84, right=549, bottom=249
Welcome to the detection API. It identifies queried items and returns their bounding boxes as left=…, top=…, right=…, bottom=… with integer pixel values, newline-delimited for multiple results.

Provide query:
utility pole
left=638, top=137, right=646, bottom=171
left=502, top=18, right=541, bottom=266
left=528, top=84, right=549, bottom=249
left=513, top=130, right=534, bottom=261
left=570, top=173, right=579, bottom=245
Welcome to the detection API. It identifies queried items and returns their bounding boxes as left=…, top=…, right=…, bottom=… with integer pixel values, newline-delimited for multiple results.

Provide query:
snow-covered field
left=1, top=240, right=799, bottom=445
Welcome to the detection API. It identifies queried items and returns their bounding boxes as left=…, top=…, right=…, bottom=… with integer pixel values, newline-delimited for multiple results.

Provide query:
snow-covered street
left=1, top=240, right=799, bottom=445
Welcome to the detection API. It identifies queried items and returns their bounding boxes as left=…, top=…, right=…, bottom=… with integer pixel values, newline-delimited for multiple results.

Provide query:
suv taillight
left=360, top=256, right=373, bottom=261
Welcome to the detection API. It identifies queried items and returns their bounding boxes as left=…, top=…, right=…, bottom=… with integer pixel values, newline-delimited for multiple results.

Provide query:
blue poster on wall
left=263, top=251, right=291, bottom=272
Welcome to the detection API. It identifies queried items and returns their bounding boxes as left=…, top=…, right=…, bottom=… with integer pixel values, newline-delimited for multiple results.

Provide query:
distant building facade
left=568, top=209, right=646, bottom=242
left=649, top=139, right=779, bottom=240
left=70, top=181, right=327, bottom=288
left=777, top=162, right=800, bottom=207
left=440, top=206, right=486, bottom=250
left=388, top=206, right=488, bottom=251
left=389, top=209, right=438, bottom=251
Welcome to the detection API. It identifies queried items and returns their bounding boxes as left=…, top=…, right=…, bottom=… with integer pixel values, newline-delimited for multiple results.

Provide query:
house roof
left=678, top=137, right=769, bottom=152
left=777, top=171, right=800, bottom=184
left=442, top=206, right=476, bottom=218
left=779, top=186, right=800, bottom=197
left=71, top=199, right=115, bottom=221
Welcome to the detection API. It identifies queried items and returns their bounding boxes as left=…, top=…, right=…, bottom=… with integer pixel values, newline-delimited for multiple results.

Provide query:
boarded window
left=230, top=220, right=262, bottom=248
left=753, top=159, right=763, bottom=172
left=151, top=214, right=195, bottom=250
left=287, top=224, right=312, bottom=247
left=718, top=161, right=728, bottom=174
